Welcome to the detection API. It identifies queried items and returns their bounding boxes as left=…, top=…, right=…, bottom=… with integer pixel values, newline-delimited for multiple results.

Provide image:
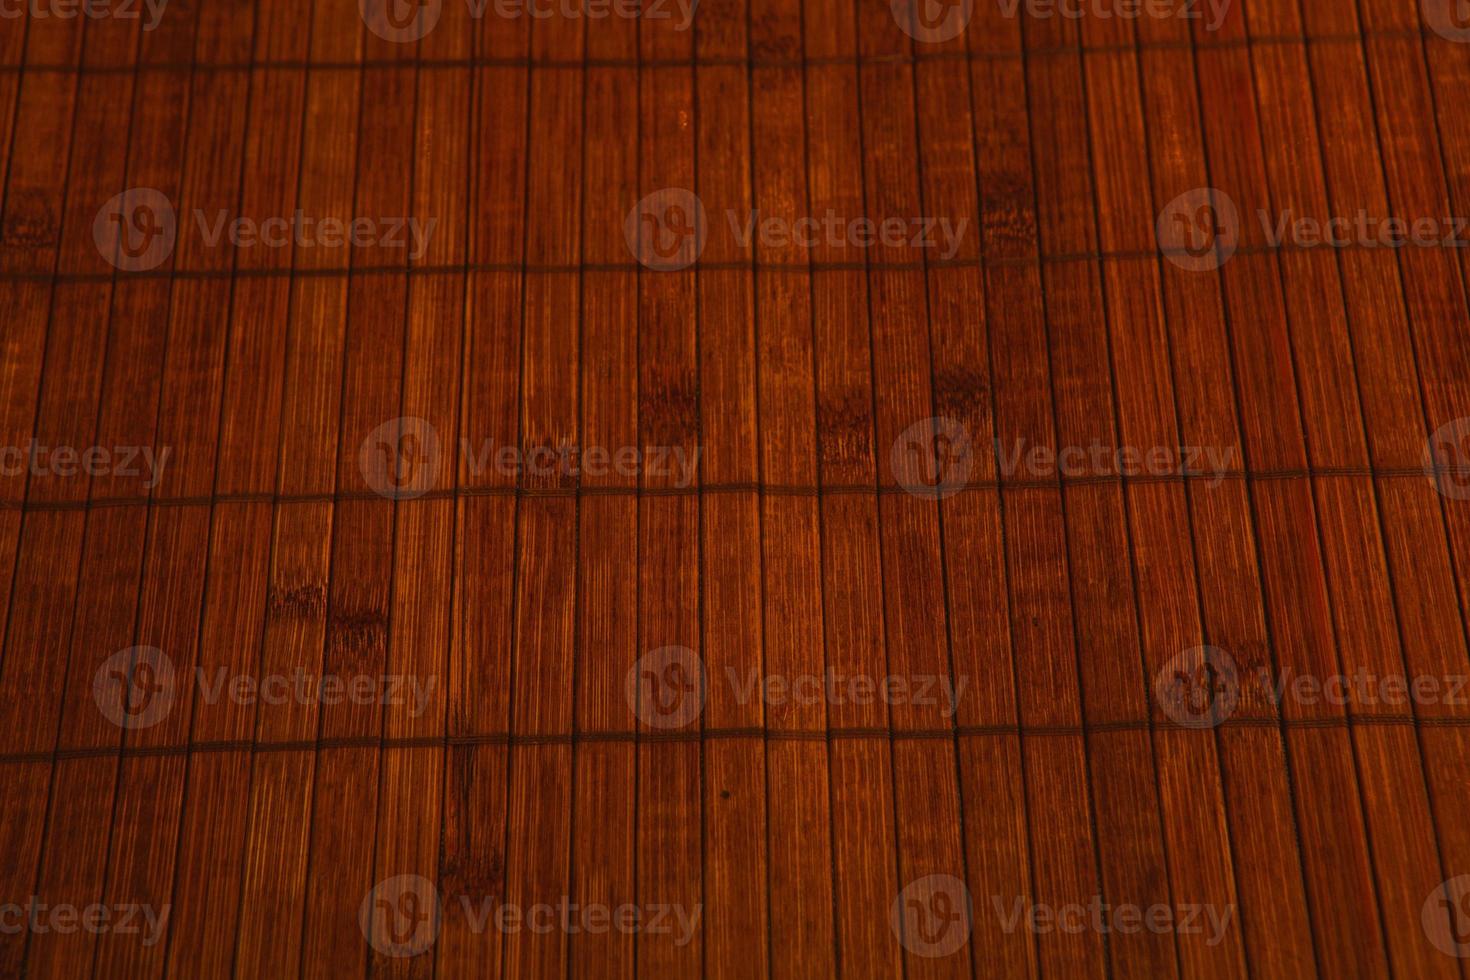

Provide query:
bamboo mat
left=3, top=0, right=1470, bottom=976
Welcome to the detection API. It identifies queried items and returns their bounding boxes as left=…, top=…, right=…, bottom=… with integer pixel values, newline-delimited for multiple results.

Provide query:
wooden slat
left=501, top=9, right=581, bottom=977
left=750, top=0, right=834, bottom=972
left=695, top=2, right=769, bottom=977
left=636, top=7, right=704, bottom=971
left=567, top=8, right=638, bottom=975
left=804, top=0, right=903, bottom=973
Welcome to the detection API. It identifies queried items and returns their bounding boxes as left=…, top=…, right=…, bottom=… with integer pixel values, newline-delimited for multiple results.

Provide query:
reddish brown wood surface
left=2, top=0, right=1469, bottom=976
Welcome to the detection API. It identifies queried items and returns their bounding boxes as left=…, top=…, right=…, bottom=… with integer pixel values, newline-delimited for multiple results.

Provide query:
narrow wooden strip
left=1136, top=34, right=1314, bottom=980
left=637, top=45, right=704, bottom=976
left=698, top=3, right=771, bottom=968
left=751, top=15, right=835, bottom=965
left=858, top=17, right=976, bottom=980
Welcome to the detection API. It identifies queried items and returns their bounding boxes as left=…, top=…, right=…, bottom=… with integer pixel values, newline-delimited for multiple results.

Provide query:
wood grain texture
left=1, top=0, right=1468, bottom=977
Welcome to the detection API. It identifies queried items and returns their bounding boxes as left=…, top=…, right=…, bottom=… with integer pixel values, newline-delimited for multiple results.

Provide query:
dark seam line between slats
left=11, top=715, right=1470, bottom=764
left=1, top=27, right=1462, bottom=74
left=7, top=466, right=1469, bottom=511
left=11, top=241, right=1470, bottom=282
